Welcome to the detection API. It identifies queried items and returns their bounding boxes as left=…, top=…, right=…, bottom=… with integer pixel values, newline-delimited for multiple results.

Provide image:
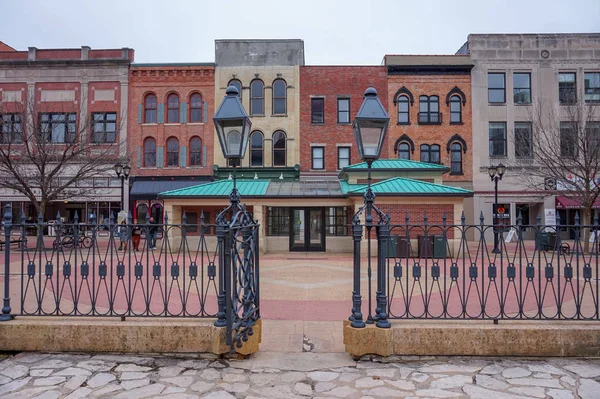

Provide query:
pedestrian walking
left=132, top=219, right=142, bottom=251
left=118, top=221, right=129, bottom=251
left=148, top=216, right=158, bottom=250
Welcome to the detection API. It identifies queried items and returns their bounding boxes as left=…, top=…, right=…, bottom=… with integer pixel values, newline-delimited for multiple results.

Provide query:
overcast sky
left=2, top=0, right=599, bottom=65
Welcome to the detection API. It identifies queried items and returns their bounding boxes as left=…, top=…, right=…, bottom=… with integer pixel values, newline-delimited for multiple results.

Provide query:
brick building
left=127, top=63, right=216, bottom=223
left=0, top=44, right=133, bottom=223
left=384, top=55, right=474, bottom=191
left=299, top=66, right=388, bottom=178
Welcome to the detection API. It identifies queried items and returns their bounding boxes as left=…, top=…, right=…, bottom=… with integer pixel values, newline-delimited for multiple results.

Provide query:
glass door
left=289, top=208, right=325, bottom=251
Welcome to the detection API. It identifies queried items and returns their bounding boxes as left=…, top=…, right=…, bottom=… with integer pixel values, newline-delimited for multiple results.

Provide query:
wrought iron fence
left=0, top=204, right=260, bottom=350
left=350, top=211, right=600, bottom=327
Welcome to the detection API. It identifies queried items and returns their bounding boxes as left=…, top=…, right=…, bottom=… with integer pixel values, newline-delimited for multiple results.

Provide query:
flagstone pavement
left=0, top=351, right=599, bottom=398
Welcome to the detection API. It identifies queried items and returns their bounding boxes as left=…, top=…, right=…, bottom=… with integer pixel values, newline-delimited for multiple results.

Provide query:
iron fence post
left=350, top=215, right=365, bottom=328
left=214, top=222, right=227, bottom=327
left=224, top=227, right=233, bottom=346
left=1, top=204, right=12, bottom=321
left=376, top=217, right=391, bottom=328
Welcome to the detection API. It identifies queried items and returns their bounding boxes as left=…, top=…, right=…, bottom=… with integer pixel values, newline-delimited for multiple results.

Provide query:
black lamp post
left=213, top=85, right=252, bottom=208
left=113, top=163, right=131, bottom=212
left=213, top=84, right=252, bottom=329
left=488, top=163, right=505, bottom=253
left=350, top=86, right=390, bottom=329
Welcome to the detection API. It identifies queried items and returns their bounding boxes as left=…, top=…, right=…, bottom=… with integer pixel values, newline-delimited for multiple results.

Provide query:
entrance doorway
left=290, top=208, right=325, bottom=251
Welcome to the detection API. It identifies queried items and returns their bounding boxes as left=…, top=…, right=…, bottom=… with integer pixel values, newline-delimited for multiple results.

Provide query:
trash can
left=536, top=232, right=550, bottom=250
left=398, top=237, right=411, bottom=258
left=433, top=235, right=447, bottom=259
left=387, top=235, right=399, bottom=258
left=417, top=235, right=434, bottom=258
left=48, top=221, right=56, bottom=237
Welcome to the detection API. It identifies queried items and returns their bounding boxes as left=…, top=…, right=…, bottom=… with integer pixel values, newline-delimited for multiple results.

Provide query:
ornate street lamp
left=349, top=86, right=391, bottom=329
left=489, top=163, right=505, bottom=253
left=213, top=85, right=254, bottom=330
left=113, top=163, right=131, bottom=212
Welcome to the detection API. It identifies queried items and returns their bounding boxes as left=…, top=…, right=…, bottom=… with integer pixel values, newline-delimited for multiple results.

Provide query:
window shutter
left=203, top=145, right=207, bottom=166
left=179, top=146, right=187, bottom=167
left=203, top=102, right=208, bottom=123
left=137, top=146, right=142, bottom=167
left=180, top=102, right=187, bottom=124
left=157, top=103, right=164, bottom=123
left=156, top=146, right=164, bottom=168
left=137, top=104, right=142, bottom=123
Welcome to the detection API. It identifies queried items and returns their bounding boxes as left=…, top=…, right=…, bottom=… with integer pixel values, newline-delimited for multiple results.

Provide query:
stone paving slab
left=0, top=352, right=599, bottom=398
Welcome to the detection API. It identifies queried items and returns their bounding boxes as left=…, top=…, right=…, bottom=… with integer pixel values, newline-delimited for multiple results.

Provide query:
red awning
left=555, top=196, right=600, bottom=209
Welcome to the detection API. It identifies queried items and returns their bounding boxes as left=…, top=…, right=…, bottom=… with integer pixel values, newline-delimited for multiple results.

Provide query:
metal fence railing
left=1, top=204, right=260, bottom=350
left=349, top=211, right=600, bottom=327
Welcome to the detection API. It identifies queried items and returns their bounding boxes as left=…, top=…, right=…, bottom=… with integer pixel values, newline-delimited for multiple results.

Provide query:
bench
left=0, top=237, right=27, bottom=250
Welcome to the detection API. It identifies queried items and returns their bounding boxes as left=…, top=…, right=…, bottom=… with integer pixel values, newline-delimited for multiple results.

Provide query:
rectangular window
left=325, top=207, right=349, bottom=236
left=337, top=98, right=350, bottom=123
left=559, top=73, right=577, bottom=104
left=513, top=73, right=531, bottom=104
left=0, top=113, right=23, bottom=143
left=514, top=122, right=533, bottom=158
left=337, top=146, right=350, bottom=170
left=311, top=146, right=324, bottom=169
left=185, top=212, right=198, bottom=233
left=560, top=122, right=577, bottom=157
left=489, top=122, right=507, bottom=156
left=39, top=113, right=77, bottom=143
left=584, top=72, right=600, bottom=103
left=267, top=207, right=289, bottom=236
left=91, top=112, right=117, bottom=143
left=311, top=98, right=324, bottom=124
left=488, top=73, right=506, bottom=103
left=586, top=121, right=600, bottom=152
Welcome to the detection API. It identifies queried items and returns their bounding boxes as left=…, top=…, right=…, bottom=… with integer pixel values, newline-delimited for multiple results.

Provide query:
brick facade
left=385, top=56, right=473, bottom=188
left=379, top=203, right=455, bottom=238
left=299, top=66, right=388, bottom=175
left=128, top=65, right=215, bottom=177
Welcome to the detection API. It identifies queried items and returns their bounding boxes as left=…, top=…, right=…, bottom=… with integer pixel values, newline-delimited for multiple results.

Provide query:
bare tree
left=0, top=93, right=126, bottom=218
left=512, top=99, right=600, bottom=251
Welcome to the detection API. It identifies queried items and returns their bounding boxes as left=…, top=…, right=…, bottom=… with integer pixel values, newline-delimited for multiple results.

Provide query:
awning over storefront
left=555, top=196, right=600, bottom=209
left=130, top=180, right=211, bottom=200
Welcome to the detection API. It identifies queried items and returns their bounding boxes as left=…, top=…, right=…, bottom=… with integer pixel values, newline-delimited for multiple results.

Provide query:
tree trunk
left=582, top=207, right=591, bottom=253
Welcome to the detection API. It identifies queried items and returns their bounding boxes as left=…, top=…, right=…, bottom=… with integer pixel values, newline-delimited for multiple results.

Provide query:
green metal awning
left=341, top=159, right=450, bottom=172
left=160, top=180, right=270, bottom=198
left=342, top=177, right=472, bottom=197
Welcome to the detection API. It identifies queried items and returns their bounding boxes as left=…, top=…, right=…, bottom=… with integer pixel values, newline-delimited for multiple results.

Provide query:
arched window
left=143, top=137, right=156, bottom=167
left=250, top=131, right=264, bottom=166
left=167, top=137, right=179, bottom=166
left=167, top=93, right=180, bottom=123
left=450, top=142, right=463, bottom=174
left=398, top=142, right=410, bottom=160
left=419, top=95, right=440, bottom=124
left=227, top=130, right=241, bottom=155
left=272, top=130, right=286, bottom=167
left=250, top=80, right=264, bottom=115
left=228, top=79, right=242, bottom=99
left=398, top=95, right=410, bottom=124
left=144, top=94, right=157, bottom=123
left=189, top=93, right=203, bottom=123
left=272, top=79, right=286, bottom=115
left=189, top=137, right=202, bottom=166
left=450, top=95, right=462, bottom=123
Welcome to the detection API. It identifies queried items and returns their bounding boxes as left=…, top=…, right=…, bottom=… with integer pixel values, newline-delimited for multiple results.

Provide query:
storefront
left=158, top=160, right=473, bottom=253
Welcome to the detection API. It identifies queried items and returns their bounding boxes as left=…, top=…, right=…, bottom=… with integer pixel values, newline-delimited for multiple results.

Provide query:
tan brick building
left=127, top=63, right=215, bottom=222
left=384, top=55, right=474, bottom=191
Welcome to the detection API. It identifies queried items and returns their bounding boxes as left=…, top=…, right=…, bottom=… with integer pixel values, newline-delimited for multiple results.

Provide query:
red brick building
left=299, top=66, right=388, bottom=178
left=127, top=63, right=216, bottom=222
left=384, top=55, right=474, bottom=189
left=0, top=45, right=133, bottom=223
